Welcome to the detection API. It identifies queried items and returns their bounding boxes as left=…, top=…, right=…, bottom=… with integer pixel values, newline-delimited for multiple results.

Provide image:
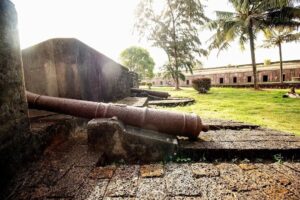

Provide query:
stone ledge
left=87, top=118, right=178, bottom=163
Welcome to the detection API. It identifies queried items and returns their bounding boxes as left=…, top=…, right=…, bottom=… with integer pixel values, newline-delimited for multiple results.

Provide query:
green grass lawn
left=146, top=86, right=300, bottom=136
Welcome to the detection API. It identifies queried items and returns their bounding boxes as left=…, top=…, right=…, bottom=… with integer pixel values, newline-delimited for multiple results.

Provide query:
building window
left=283, top=74, right=286, bottom=81
left=219, top=78, right=224, bottom=84
left=186, top=80, right=190, bottom=85
left=263, top=75, right=268, bottom=82
left=233, top=77, right=237, bottom=83
left=247, top=76, right=252, bottom=83
left=160, top=81, right=163, bottom=85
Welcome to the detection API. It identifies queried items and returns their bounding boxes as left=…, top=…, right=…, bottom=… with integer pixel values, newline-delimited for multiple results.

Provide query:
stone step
left=87, top=118, right=300, bottom=163
left=202, top=118, right=259, bottom=130
left=178, top=129, right=300, bottom=161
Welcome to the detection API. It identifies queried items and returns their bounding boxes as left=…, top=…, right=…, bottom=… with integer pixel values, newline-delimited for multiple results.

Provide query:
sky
left=12, top=0, right=300, bottom=70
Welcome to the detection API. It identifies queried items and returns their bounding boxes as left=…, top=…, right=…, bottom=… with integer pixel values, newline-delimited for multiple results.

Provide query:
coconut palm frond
left=266, top=6, right=300, bottom=22
left=261, top=27, right=300, bottom=49
left=283, top=32, right=300, bottom=41
left=239, top=34, right=248, bottom=50
left=215, top=11, right=235, bottom=19
left=259, top=42, right=275, bottom=48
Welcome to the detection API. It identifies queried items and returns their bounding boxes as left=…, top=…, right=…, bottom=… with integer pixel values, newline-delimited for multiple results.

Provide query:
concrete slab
left=115, top=97, right=148, bottom=107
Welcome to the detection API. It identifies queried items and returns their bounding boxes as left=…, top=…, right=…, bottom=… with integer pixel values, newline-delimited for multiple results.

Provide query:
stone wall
left=22, top=38, right=135, bottom=102
left=0, top=0, right=29, bottom=188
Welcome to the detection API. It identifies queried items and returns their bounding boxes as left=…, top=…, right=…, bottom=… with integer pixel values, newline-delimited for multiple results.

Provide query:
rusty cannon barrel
left=26, top=91, right=208, bottom=138
left=131, top=88, right=170, bottom=99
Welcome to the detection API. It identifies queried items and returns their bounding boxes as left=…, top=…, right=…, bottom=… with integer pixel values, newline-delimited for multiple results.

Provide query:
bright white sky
left=12, top=0, right=300, bottom=70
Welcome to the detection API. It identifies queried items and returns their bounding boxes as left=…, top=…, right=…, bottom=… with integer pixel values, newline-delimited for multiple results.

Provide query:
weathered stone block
left=89, top=165, right=117, bottom=179
left=165, top=164, right=203, bottom=196
left=105, top=165, right=139, bottom=197
left=140, top=164, right=164, bottom=178
left=190, top=163, right=220, bottom=178
left=75, top=179, right=109, bottom=200
left=136, top=178, right=167, bottom=200
left=87, top=118, right=178, bottom=163
left=22, top=38, right=137, bottom=102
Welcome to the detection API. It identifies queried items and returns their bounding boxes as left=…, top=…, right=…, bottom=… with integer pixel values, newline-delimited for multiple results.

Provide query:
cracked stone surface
left=105, top=165, right=139, bottom=197
left=4, top=137, right=300, bottom=200
left=2, top=112, right=300, bottom=200
left=165, top=164, right=203, bottom=196
left=136, top=178, right=167, bottom=200
left=75, top=179, right=109, bottom=200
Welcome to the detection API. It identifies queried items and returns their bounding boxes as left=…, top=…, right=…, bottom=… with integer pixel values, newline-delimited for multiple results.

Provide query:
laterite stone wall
left=22, top=38, right=136, bottom=102
left=0, top=0, right=29, bottom=188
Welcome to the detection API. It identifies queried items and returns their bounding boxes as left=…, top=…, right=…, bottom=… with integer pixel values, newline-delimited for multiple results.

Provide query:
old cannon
left=131, top=88, right=170, bottom=99
left=26, top=91, right=208, bottom=138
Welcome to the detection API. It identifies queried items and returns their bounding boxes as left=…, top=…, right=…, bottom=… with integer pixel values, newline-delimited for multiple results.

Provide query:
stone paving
left=4, top=134, right=300, bottom=200
left=2, top=111, right=299, bottom=199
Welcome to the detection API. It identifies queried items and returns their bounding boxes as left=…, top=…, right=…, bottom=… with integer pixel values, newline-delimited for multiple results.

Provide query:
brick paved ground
left=4, top=134, right=300, bottom=200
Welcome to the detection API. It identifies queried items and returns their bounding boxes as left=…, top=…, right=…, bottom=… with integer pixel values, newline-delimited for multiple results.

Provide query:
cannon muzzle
left=26, top=91, right=208, bottom=138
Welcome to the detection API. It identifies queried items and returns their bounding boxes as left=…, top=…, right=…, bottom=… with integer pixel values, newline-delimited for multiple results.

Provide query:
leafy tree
left=135, top=0, right=208, bottom=90
left=208, top=0, right=267, bottom=89
left=207, top=0, right=298, bottom=89
left=120, top=46, right=155, bottom=80
left=261, top=28, right=300, bottom=83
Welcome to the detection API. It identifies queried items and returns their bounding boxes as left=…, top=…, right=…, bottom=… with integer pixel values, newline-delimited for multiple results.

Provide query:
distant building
left=150, top=60, right=300, bottom=87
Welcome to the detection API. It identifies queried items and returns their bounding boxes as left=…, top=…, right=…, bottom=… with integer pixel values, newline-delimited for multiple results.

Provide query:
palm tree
left=261, top=28, right=300, bottom=83
left=208, top=0, right=268, bottom=89
left=208, top=0, right=297, bottom=89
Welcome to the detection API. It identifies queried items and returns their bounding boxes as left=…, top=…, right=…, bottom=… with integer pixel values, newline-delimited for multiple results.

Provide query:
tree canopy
left=207, top=0, right=299, bottom=89
left=120, top=46, right=155, bottom=80
left=135, top=0, right=208, bottom=89
left=261, top=27, right=300, bottom=83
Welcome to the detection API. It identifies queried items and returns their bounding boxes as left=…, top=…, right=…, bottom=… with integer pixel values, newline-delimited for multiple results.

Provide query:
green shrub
left=140, top=81, right=147, bottom=86
left=192, top=78, right=211, bottom=93
left=264, top=59, right=271, bottom=66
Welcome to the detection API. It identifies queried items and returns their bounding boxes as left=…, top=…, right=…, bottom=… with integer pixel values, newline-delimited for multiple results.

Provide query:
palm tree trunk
left=248, top=20, right=259, bottom=90
left=278, top=42, right=283, bottom=84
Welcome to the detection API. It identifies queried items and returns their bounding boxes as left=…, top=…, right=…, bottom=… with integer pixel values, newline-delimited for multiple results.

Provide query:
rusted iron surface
left=131, top=88, right=170, bottom=98
left=26, top=91, right=208, bottom=138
